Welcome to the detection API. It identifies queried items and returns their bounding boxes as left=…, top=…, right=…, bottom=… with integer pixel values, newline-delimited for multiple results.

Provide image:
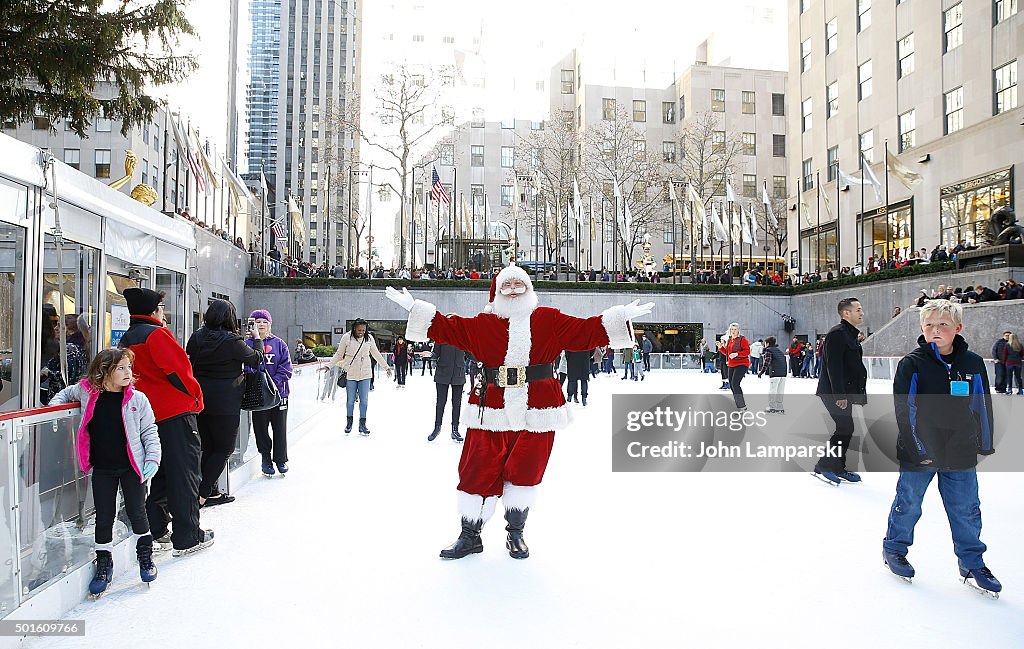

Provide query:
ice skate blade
left=810, top=472, right=840, bottom=487
left=882, top=560, right=913, bottom=583
left=963, top=577, right=1000, bottom=599
left=88, top=592, right=105, bottom=600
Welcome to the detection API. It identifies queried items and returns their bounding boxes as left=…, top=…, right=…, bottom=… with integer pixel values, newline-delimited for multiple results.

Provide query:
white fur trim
left=471, top=403, right=573, bottom=432
left=456, top=490, right=497, bottom=522
left=601, top=304, right=635, bottom=349
left=501, top=312, right=532, bottom=430
left=502, top=483, right=537, bottom=511
left=406, top=300, right=436, bottom=341
left=496, top=265, right=534, bottom=293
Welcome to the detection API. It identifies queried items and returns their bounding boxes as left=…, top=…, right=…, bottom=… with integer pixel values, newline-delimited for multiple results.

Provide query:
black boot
left=137, top=536, right=158, bottom=583
left=358, top=418, right=370, bottom=435
left=344, top=416, right=353, bottom=434
left=89, top=550, right=113, bottom=596
left=505, top=508, right=530, bottom=559
left=451, top=423, right=463, bottom=443
left=440, top=518, right=484, bottom=559
left=428, top=423, right=441, bottom=441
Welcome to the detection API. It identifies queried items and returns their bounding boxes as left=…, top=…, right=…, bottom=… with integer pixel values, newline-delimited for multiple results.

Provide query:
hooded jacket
left=186, top=327, right=264, bottom=415
left=49, top=380, right=161, bottom=480
left=118, top=315, right=204, bottom=421
left=893, top=335, right=994, bottom=469
left=244, top=334, right=294, bottom=397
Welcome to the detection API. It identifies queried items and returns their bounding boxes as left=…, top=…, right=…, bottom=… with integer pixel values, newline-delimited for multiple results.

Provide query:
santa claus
left=386, top=264, right=653, bottom=559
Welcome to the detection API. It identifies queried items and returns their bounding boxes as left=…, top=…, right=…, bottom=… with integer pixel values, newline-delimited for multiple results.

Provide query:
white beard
left=491, top=290, right=538, bottom=320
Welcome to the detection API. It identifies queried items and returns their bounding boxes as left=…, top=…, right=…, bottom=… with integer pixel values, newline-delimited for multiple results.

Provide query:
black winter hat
left=123, top=288, right=163, bottom=316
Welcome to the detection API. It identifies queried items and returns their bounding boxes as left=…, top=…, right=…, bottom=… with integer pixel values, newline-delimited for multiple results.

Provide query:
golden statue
left=108, top=150, right=137, bottom=190
left=130, top=183, right=158, bottom=206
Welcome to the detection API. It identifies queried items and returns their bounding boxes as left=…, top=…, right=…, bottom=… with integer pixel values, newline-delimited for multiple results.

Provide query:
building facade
left=788, top=0, right=1022, bottom=274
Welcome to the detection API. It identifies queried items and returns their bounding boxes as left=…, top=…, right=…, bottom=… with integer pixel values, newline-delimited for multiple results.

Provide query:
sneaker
left=276, top=462, right=288, bottom=474
left=172, top=529, right=215, bottom=557
left=837, top=470, right=862, bottom=483
left=883, top=551, right=915, bottom=580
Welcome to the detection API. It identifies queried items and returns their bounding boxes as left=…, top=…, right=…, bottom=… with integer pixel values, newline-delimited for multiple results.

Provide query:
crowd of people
left=173, top=206, right=247, bottom=252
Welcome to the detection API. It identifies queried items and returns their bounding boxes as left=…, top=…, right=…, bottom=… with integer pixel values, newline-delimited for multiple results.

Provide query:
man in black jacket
left=991, top=331, right=1011, bottom=393
left=429, top=342, right=466, bottom=442
left=814, top=297, right=868, bottom=485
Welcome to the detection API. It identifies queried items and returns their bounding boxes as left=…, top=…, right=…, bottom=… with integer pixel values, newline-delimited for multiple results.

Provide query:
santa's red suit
left=394, top=264, right=642, bottom=559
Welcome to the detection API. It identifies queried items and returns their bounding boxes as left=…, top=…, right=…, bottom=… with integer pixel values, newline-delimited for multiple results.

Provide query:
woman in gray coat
left=429, top=342, right=466, bottom=442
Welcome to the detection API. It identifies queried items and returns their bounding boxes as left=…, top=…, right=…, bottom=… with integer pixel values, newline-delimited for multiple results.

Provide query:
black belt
left=482, top=363, right=553, bottom=388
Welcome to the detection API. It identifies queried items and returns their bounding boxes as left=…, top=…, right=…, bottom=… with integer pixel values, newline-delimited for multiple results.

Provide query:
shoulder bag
left=242, top=354, right=283, bottom=411
left=337, top=337, right=366, bottom=388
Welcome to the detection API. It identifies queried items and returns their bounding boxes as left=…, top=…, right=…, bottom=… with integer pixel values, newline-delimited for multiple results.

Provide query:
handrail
left=0, top=402, right=81, bottom=422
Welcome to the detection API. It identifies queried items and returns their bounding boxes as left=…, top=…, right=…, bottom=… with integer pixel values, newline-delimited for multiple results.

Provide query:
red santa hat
left=483, top=263, right=533, bottom=313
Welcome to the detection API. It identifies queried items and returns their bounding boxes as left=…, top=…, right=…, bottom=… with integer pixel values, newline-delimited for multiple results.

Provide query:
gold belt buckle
left=496, top=365, right=526, bottom=388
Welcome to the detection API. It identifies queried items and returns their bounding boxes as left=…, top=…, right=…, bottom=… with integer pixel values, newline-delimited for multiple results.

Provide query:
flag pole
left=816, top=170, right=821, bottom=274
left=671, top=187, right=677, bottom=284
left=883, top=139, right=891, bottom=264
left=763, top=179, right=768, bottom=278
left=859, top=154, right=865, bottom=271
left=835, top=161, right=841, bottom=272
left=795, top=180, right=802, bottom=279
left=589, top=196, right=593, bottom=270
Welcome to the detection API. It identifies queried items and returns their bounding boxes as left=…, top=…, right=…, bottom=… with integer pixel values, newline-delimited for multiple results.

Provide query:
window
left=899, top=110, right=916, bottom=151
left=663, top=226, right=674, bottom=244
left=662, top=141, right=677, bottom=163
left=64, top=148, right=80, bottom=169
left=802, top=159, right=814, bottom=191
left=945, top=87, right=964, bottom=133
left=774, top=176, right=788, bottom=199
left=773, top=134, right=785, bottom=157
left=801, top=98, right=812, bottom=132
left=471, top=145, right=484, bottom=167
left=898, top=34, right=915, bottom=78
left=713, top=131, right=725, bottom=154
left=500, top=146, right=514, bottom=168
left=441, top=107, right=454, bottom=125
left=634, top=139, right=646, bottom=159
left=412, top=34, right=424, bottom=42
left=410, top=74, right=424, bottom=87
left=711, top=89, right=725, bottom=112
left=996, top=0, right=1018, bottom=22
left=859, top=129, right=874, bottom=163
left=501, top=117, right=515, bottom=129
left=827, top=146, right=839, bottom=182
left=632, top=100, right=646, bottom=122
left=535, top=80, right=545, bottom=92
left=471, top=108, right=484, bottom=127
left=772, top=93, right=785, bottom=116
left=944, top=4, right=963, bottom=52
left=32, top=106, right=49, bottom=130
left=602, top=98, right=615, bottom=120
left=826, top=82, right=839, bottom=117
left=501, top=185, right=514, bottom=207
left=442, top=35, right=454, bottom=44
left=95, top=117, right=112, bottom=132
left=742, top=132, right=756, bottom=155
left=994, top=61, right=1018, bottom=114
left=858, top=0, right=871, bottom=31
left=858, top=60, right=873, bottom=100
left=531, top=120, right=544, bottom=130
left=440, top=143, right=454, bottom=166
left=562, top=110, right=574, bottom=126
left=94, top=149, right=111, bottom=178
left=471, top=185, right=484, bottom=212
left=743, top=174, right=757, bottom=198
left=679, top=94, right=686, bottom=119
left=561, top=69, right=575, bottom=94
left=825, top=18, right=838, bottom=54
left=141, top=159, right=148, bottom=185
left=801, top=39, right=812, bottom=72
left=662, top=101, right=676, bottom=123
left=741, top=91, right=755, bottom=114
left=800, top=0, right=810, bottom=13
left=530, top=147, right=541, bottom=167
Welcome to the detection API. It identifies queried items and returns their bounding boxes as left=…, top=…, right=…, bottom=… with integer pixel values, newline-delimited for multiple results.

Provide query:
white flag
left=821, top=184, right=835, bottom=221
left=886, top=149, right=924, bottom=189
left=513, top=174, right=521, bottom=220
left=861, top=154, right=883, bottom=203
left=741, top=205, right=753, bottom=244
left=838, top=168, right=869, bottom=188
left=621, top=200, right=633, bottom=242
left=748, top=204, right=759, bottom=247
left=668, top=181, right=679, bottom=204
left=761, top=185, right=778, bottom=228
left=613, top=178, right=622, bottom=199
left=726, top=181, right=738, bottom=204
left=573, top=177, right=585, bottom=227
left=711, top=203, right=727, bottom=241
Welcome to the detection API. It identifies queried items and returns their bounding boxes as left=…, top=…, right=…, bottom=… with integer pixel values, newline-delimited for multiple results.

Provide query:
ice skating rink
left=29, top=367, right=1024, bottom=648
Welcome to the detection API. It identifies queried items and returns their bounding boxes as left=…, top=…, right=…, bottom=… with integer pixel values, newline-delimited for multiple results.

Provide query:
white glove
left=622, top=299, right=655, bottom=321
left=385, top=286, right=416, bottom=312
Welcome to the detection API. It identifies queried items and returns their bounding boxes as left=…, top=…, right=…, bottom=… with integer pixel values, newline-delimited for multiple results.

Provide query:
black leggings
left=197, top=411, right=241, bottom=498
left=93, top=467, right=150, bottom=545
left=435, top=383, right=464, bottom=427
left=395, top=363, right=408, bottom=385
left=253, top=402, right=289, bottom=464
left=727, top=365, right=748, bottom=409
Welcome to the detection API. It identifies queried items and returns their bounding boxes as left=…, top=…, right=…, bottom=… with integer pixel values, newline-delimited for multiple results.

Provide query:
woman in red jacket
left=724, top=322, right=751, bottom=409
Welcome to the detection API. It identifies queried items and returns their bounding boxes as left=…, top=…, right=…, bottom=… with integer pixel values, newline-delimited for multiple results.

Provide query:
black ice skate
left=358, top=418, right=371, bottom=436
left=504, top=508, right=530, bottom=559
left=345, top=416, right=354, bottom=434
left=89, top=550, right=113, bottom=598
left=883, top=550, right=914, bottom=583
left=439, top=518, right=484, bottom=559
left=428, top=423, right=441, bottom=441
left=451, top=424, right=464, bottom=443
left=137, top=537, right=158, bottom=585
left=960, top=566, right=1002, bottom=599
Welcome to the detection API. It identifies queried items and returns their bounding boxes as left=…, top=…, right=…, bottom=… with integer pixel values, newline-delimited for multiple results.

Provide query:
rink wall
left=245, top=266, right=1024, bottom=355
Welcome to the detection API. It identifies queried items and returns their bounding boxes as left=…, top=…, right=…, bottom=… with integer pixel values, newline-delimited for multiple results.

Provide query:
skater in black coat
left=429, top=343, right=466, bottom=442
left=814, top=298, right=868, bottom=483
left=565, top=350, right=592, bottom=405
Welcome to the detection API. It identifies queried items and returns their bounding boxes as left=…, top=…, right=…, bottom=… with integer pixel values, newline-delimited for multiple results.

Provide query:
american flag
left=271, top=220, right=285, bottom=239
left=430, top=166, right=450, bottom=204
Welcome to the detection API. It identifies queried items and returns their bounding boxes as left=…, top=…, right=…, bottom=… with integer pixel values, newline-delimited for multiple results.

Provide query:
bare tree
left=669, top=111, right=745, bottom=209
left=331, top=64, right=451, bottom=266
left=581, top=105, right=666, bottom=267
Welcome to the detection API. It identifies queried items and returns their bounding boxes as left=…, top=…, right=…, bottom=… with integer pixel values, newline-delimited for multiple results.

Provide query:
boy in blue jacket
left=883, top=300, right=1001, bottom=596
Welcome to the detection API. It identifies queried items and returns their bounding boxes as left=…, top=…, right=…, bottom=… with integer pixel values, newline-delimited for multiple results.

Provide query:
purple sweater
left=245, top=335, right=294, bottom=398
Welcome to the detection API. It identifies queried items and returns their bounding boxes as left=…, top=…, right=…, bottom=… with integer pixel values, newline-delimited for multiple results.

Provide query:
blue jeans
left=345, top=378, right=371, bottom=419
left=622, top=362, right=635, bottom=380
left=883, top=467, right=987, bottom=570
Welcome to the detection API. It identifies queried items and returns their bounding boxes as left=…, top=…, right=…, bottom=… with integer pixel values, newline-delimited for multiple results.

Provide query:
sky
left=153, top=0, right=788, bottom=263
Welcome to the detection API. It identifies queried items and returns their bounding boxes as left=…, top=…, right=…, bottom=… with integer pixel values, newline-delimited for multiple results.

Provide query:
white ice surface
left=28, top=369, right=1024, bottom=648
